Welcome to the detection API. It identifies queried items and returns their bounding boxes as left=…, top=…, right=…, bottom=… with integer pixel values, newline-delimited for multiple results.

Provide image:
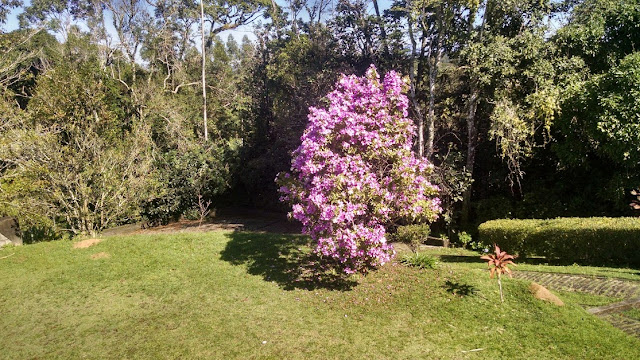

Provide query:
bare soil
left=73, top=238, right=102, bottom=249
left=101, top=208, right=301, bottom=237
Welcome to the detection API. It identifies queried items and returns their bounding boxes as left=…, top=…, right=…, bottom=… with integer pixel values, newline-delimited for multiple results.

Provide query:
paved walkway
left=513, top=271, right=640, bottom=298
left=514, top=271, right=640, bottom=337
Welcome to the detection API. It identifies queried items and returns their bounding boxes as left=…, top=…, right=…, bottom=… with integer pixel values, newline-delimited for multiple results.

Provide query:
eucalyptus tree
left=389, top=0, right=467, bottom=159
left=194, top=0, right=268, bottom=141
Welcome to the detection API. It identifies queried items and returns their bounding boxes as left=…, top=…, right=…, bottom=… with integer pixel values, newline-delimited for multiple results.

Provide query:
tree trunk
left=426, top=48, right=441, bottom=160
left=407, top=16, right=425, bottom=157
left=426, top=7, right=445, bottom=159
left=461, top=1, right=488, bottom=224
left=461, top=84, right=479, bottom=224
left=372, top=0, right=389, bottom=56
left=200, top=0, right=208, bottom=142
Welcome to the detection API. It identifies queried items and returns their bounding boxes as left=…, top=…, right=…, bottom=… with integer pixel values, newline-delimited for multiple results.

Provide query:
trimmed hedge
left=478, top=217, right=640, bottom=266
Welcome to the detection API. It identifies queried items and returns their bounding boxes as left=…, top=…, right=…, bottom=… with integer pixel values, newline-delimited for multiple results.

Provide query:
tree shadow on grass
left=444, top=280, right=478, bottom=297
left=220, top=231, right=358, bottom=291
left=437, top=255, right=485, bottom=264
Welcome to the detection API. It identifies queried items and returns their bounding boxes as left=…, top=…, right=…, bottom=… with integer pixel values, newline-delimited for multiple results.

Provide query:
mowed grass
left=0, top=231, right=639, bottom=359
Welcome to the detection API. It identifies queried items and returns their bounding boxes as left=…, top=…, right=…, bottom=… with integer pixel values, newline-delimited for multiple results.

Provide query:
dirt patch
left=90, top=252, right=110, bottom=259
left=98, top=208, right=302, bottom=238
left=530, top=282, right=564, bottom=306
left=73, top=238, right=102, bottom=249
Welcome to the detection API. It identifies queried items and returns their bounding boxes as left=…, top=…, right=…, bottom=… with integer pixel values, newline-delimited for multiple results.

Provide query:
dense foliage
left=277, top=66, right=441, bottom=273
left=0, top=0, right=638, bottom=253
left=393, top=223, right=432, bottom=250
left=479, top=218, right=640, bottom=266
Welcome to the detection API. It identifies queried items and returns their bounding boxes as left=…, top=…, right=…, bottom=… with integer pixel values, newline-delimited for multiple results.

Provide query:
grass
left=622, top=308, right=640, bottom=321
left=0, top=231, right=639, bottom=359
left=419, top=246, right=640, bottom=282
left=554, top=290, right=622, bottom=307
left=399, top=252, right=438, bottom=269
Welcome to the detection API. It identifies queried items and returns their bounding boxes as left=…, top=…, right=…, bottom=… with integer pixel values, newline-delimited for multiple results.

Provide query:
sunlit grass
left=0, top=232, right=638, bottom=359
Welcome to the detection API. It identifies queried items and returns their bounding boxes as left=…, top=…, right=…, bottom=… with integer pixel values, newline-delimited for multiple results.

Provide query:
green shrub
left=393, top=224, right=430, bottom=250
left=478, top=217, right=640, bottom=266
left=456, top=231, right=485, bottom=250
left=400, top=253, right=438, bottom=269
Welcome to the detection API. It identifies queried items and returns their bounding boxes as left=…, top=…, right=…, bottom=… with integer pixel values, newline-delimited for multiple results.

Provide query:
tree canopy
left=0, top=0, right=638, bottom=244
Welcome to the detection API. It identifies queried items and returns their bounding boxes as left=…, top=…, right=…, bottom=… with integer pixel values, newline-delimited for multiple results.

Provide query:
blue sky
left=2, top=0, right=395, bottom=40
left=3, top=0, right=24, bottom=32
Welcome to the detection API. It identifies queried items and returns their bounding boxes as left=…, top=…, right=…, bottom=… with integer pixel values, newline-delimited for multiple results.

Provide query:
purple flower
left=276, top=65, right=441, bottom=273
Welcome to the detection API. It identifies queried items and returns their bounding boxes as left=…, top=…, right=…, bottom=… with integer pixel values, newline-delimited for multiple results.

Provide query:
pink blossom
left=276, top=65, right=441, bottom=273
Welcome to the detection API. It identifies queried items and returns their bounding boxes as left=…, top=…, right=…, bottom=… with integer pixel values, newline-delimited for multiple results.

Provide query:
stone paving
left=513, top=271, right=640, bottom=338
left=513, top=271, right=640, bottom=298
left=602, top=306, right=640, bottom=338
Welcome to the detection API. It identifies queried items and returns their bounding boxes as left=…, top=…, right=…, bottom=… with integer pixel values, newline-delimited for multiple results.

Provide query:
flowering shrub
left=277, top=65, right=441, bottom=273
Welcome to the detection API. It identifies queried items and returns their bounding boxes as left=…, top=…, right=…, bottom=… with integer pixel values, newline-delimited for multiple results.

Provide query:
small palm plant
left=481, top=244, right=516, bottom=303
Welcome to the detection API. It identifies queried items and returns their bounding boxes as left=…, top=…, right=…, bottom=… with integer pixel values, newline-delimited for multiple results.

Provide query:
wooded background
left=1, top=0, right=638, bottom=240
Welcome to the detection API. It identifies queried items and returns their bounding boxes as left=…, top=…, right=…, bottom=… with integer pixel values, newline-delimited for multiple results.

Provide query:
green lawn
left=0, top=231, right=639, bottom=359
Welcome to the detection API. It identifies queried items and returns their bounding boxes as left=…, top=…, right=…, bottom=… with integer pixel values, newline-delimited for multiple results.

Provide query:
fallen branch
left=0, top=253, right=16, bottom=260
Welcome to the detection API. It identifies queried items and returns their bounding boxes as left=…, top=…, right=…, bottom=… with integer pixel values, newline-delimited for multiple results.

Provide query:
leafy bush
left=393, top=224, right=430, bottom=250
left=456, top=231, right=486, bottom=251
left=479, top=217, right=640, bottom=266
left=0, top=55, right=154, bottom=236
left=457, top=231, right=472, bottom=246
left=400, top=253, right=438, bottom=269
left=141, top=146, right=228, bottom=226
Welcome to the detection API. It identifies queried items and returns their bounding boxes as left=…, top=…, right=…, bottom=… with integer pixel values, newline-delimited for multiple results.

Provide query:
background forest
left=0, top=0, right=639, bottom=241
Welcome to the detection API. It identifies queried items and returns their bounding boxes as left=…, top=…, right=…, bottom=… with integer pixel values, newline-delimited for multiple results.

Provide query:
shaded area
left=437, top=254, right=485, bottom=264
left=220, top=231, right=357, bottom=291
left=438, top=254, right=554, bottom=265
left=101, top=208, right=302, bottom=237
left=444, top=280, right=478, bottom=297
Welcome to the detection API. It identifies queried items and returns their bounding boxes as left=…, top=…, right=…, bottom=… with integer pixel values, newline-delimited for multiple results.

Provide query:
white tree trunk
left=200, top=0, right=208, bottom=142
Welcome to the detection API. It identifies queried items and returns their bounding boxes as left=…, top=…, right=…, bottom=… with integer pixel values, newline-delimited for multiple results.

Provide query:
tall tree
left=459, top=0, right=559, bottom=221
left=198, top=0, right=268, bottom=141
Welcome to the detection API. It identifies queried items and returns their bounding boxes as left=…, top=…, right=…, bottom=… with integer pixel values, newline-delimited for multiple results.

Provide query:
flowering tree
left=277, top=65, right=441, bottom=273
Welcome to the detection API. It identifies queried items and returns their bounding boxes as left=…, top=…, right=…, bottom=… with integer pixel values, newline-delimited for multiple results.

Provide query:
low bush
left=393, top=224, right=431, bottom=250
left=478, top=217, right=640, bottom=266
left=456, top=231, right=486, bottom=251
left=400, top=252, right=438, bottom=269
